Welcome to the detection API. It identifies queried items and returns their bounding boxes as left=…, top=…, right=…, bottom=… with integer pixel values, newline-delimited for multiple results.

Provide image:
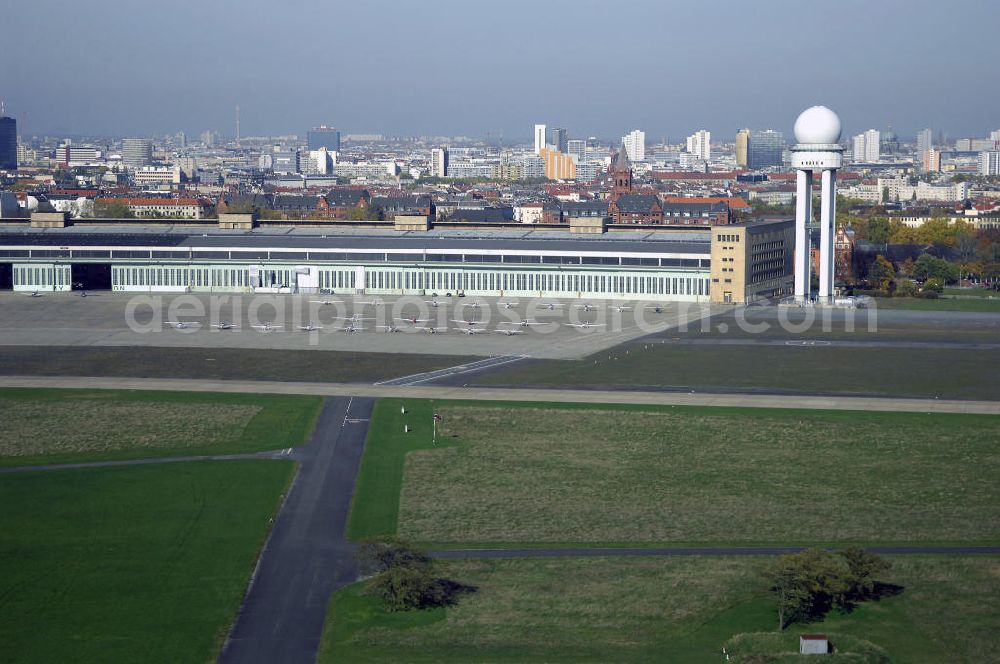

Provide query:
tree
left=869, top=255, right=895, bottom=289
left=866, top=217, right=891, bottom=245
left=94, top=200, right=134, bottom=218
left=355, top=539, right=474, bottom=612
left=838, top=548, right=891, bottom=601
left=764, top=549, right=848, bottom=630
left=346, top=205, right=382, bottom=221
left=913, top=253, right=960, bottom=283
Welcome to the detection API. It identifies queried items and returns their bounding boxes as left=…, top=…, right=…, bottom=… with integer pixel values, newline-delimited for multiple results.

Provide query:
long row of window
left=104, top=264, right=711, bottom=298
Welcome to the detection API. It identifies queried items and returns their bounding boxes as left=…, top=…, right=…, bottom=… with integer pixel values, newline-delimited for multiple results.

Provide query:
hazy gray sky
left=6, top=0, right=999, bottom=141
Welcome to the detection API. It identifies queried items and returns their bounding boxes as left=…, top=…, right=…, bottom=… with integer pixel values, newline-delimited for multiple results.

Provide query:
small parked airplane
left=166, top=320, right=200, bottom=329
left=297, top=324, right=324, bottom=332
left=575, top=303, right=599, bottom=312
left=456, top=327, right=486, bottom=335
left=251, top=323, right=281, bottom=333
left=494, top=328, right=524, bottom=336
left=396, top=316, right=431, bottom=324
left=333, top=314, right=374, bottom=323
left=499, top=320, right=546, bottom=328
left=499, top=301, right=518, bottom=309
left=210, top=321, right=235, bottom=330
left=565, top=322, right=606, bottom=329
left=309, top=299, right=342, bottom=306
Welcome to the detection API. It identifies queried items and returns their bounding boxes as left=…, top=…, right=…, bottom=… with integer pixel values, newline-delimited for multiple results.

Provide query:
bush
left=356, top=539, right=475, bottom=612
left=922, top=278, right=944, bottom=293
left=893, top=280, right=918, bottom=297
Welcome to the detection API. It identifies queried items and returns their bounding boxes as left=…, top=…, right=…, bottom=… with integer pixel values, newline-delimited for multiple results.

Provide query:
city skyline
left=6, top=0, right=1000, bottom=139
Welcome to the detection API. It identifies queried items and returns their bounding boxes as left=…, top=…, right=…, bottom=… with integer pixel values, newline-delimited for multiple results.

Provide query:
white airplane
left=646, top=305, right=665, bottom=314
left=417, top=325, right=448, bottom=334
left=334, top=324, right=361, bottom=333
left=381, top=325, right=401, bottom=333
left=610, top=305, right=632, bottom=313
left=499, top=319, right=546, bottom=328
left=451, top=319, right=486, bottom=328
left=251, top=323, right=281, bottom=333
left=499, top=301, right=518, bottom=309
left=494, top=328, right=524, bottom=336
left=297, top=324, right=324, bottom=332
left=396, top=315, right=431, bottom=324
left=575, top=303, right=599, bottom=312
left=565, top=322, right=606, bottom=329
left=309, top=299, right=342, bottom=306
left=21, top=291, right=43, bottom=297
left=166, top=321, right=201, bottom=329
left=461, top=302, right=483, bottom=309
left=456, top=327, right=486, bottom=335
left=210, top=321, right=235, bottom=330
left=541, top=302, right=564, bottom=311
left=333, top=314, right=374, bottom=323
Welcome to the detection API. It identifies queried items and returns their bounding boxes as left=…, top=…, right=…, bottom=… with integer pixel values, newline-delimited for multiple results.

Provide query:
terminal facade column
left=794, top=169, right=813, bottom=301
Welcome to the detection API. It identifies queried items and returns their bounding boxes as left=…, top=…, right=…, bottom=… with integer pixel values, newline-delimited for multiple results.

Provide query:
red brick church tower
left=609, top=142, right=633, bottom=201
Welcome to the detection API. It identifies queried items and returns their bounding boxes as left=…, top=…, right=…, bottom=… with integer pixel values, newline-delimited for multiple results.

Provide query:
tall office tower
left=852, top=133, right=867, bottom=161
left=917, top=128, right=933, bottom=156
left=735, top=128, right=750, bottom=168
left=430, top=147, right=449, bottom=177
left=534, top=124, right=547, bottom=154
left=622, top=129, right=645, bottom=161
left=979, top=151, right=1000, bottom=176
left=864, top=129, right=880, bottom=162
left=308, top=126, right=341, bottom=152
left=686, top=130, right=711, bottom=161
left=121, top=138, right=153, bottom=169
left=546, top=127, right=568, bottom=153
left=566, top=139, right=586, bottom=158
left=0, top=114, right=16, bottom=170
left=747, top=130, right=784, bottom=169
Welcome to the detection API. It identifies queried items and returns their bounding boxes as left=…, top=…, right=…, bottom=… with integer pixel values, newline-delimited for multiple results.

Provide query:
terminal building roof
left=0, top=225, right=710, bottom=256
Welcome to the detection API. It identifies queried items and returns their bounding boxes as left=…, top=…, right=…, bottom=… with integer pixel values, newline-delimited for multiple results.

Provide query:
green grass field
left=319, top=555, right=1000, bottom=663
left=0, top=388, right=323, bottom=466
left=0, top=345, right=474, bottom=383
left=875, top=297, right=1000, bottom=312
left=480, top=345, right=1000, bottom=399
left=943, top=287, right=999, bottom=298
left=349, top=400, right=1000, bottom=547
left=0, top=460, right=294, bottom=663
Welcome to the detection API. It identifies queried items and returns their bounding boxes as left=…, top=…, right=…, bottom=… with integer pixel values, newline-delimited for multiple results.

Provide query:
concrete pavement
left=2, top=375, right=998, bottom=414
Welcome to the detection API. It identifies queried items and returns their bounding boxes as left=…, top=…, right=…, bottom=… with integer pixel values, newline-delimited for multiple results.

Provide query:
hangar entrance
left=71, top=264, right=112, bottom=290
left=0, top=263, right=12, bottom=290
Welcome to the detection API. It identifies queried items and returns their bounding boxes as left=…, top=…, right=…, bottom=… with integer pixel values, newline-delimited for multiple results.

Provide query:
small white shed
left=800, top=634, right=829, bottom=655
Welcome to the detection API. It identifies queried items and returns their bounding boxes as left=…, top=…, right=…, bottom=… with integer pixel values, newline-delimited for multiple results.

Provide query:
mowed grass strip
left=319, top=555, right=1000, bottom=664
left=480, top=345, right=1000, bottom=400
left=0, top=460, right=294, bottom=663
left=0, top=388, right=323, bottom=466
left=388, top=404, right=1000, bottom=545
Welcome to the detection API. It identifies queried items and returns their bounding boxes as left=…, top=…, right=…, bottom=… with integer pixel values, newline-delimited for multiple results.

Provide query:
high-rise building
left=430, top=147, right=449, bottom=177
left=735, top=129, right=750, bottom=168
left=0, top=115, right=17, bottom=170
left=307, top=126, right=341, bottom=152
left=622, top=129, right=645, bottom=162
left=851, top=129, right=880, bottom=163
left=922, top=147, right=941, bottom=173
left=980, top=151, right=1000, bottom=176
left=747, top=130, right=784, bottom=169
left=534, top=124, right=547, bottom=154
left=991, top=130, right=1000, bottom=142
left=546, top=127, right=568, bottom=153
left=121, top=138, right=153, bottom=169
left=566, top=139, right=586, bottom=158
left=539, top=147, right=576, bottom=180
left=917, top=128, right=933, bottom=155
left=686, top=130, right=711, bottom=161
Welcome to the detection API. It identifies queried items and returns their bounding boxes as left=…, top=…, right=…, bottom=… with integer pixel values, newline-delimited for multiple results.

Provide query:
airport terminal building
left=0, top=219, right=793, bottom=304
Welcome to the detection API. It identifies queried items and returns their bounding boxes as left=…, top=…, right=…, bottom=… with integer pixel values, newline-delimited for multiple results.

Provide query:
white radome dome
left=793, top=106, right=841, bottom=145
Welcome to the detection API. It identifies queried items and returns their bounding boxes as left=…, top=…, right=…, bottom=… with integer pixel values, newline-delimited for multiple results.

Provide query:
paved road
left=219, top=396, right=373, bottom=664
left=3, top=375, right=998, bottom=414
left=0, top=449, right=293, bottom=474
left=430, top=545, right=1000, bottom=558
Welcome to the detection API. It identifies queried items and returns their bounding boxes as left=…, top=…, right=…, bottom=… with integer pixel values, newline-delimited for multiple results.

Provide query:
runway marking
left=375, top=355, right=528, bottom=386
